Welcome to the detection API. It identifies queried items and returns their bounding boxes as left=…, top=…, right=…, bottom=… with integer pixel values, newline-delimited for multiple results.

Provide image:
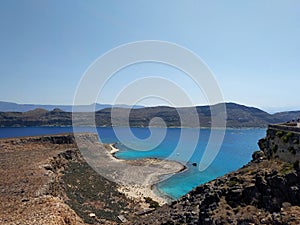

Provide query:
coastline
left=2, top=131, right=299, bottom=224
left=106, top=144, right=186, bottom=206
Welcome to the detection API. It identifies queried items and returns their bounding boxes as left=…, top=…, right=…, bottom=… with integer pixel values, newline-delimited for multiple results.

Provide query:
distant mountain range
left=0, top=101, right=144, bottom=112
left=0, top=102, right=300, bottom=128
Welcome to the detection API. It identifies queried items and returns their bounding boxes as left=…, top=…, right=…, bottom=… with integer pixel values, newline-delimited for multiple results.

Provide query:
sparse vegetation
left=228, top=180, right=238, bottom=187
left=280, top=163, right=295, bottom=175
left=276, top=131, right=284, bottom=137
left=227, top=177, right=240, bottom=187
left=281, top=135, right=289, bottom=143
left=62, top=161, right=134, bottom=223
left=286, top=131, right=293, bottom=138
left=281, top=132, right=294, bottom=143
left=272, top=145, right=278, bottom=153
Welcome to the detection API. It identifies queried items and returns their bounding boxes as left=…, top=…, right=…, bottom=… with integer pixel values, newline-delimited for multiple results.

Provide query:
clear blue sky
left=0, top=0, right=299, bottom=112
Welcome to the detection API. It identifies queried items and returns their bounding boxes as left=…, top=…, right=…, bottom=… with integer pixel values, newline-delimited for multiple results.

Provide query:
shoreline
left=107, top=144, right=186, bottom=206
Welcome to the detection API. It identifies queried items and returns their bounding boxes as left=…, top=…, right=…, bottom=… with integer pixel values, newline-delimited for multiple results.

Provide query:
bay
left=0, top=126, right=265, bottom=199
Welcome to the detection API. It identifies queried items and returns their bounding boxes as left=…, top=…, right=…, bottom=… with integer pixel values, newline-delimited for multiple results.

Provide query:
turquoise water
left=109, top=128, right=266, bottom=199
left=0, top=127, right=266, bottom=199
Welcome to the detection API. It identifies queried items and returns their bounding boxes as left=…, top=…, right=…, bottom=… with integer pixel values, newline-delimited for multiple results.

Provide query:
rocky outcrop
left=259, top=124, right=300, bottom=163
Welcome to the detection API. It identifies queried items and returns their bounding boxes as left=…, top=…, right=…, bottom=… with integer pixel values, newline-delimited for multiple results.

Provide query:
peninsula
left=0, top=133, right=184, bottom=224
left=1, top=124, right=300, bottom=224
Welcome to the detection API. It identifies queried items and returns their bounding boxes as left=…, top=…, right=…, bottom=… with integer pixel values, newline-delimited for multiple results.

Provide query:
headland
left=0, top=133, right=185, bottom=224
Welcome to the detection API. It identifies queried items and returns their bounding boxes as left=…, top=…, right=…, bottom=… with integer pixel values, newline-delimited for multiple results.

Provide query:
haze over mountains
left=0, top=102, right=299, bottom=128
left=0, top=101, right=143, bottom=112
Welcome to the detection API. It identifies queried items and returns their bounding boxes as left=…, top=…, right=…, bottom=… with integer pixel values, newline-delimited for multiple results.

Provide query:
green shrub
left=276, top=131, right=284, bottom=137
left=228, top=181, right=237, bottom=187
left=282, top=135, right=289, bottom=143
left=293, top=139, right=299, bottom=144
left=280, top=163, right=294, bottom=175
left=144, top=197, right=160, bottom=209
left=228, top=180, right=239, bottom=187
left=286, top=131, right=293, bottom=138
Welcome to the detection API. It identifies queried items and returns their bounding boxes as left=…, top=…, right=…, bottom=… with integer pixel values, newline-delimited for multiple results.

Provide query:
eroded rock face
left=259, top=125, right=300, bottom=163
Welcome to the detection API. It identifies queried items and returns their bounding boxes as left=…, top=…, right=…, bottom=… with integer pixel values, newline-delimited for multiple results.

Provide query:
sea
left=0, top=126, right=266, bottom=199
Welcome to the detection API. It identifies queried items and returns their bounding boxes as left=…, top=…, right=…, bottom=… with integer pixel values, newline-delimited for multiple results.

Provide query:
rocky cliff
left=258, top=124, right=300, bottom=163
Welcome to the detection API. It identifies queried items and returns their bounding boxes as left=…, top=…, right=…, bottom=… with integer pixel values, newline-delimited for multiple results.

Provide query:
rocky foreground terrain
left=1, top=132, right=300, bottom=225
left=0, top=133, right=143, bottom=225
left=0, top=134, right=85, bottom=225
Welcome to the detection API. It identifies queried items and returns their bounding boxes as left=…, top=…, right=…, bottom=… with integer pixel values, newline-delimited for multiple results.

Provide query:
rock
left=117, top=215, right=128, bottom=223
left=88, top=213, right=96, bottom=218
left=43, top=164, right=53, bottom=170
left=252, top=150, right=265, bottom=161
left=226, top=188, right=243, bottom=207
left=21, top=198, right=29, bottom=202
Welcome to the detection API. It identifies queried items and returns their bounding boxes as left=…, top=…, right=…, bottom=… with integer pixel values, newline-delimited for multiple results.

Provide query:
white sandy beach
left=75, top=134, right=185, bottom=208
left=106, top=144, right=185, bottom=207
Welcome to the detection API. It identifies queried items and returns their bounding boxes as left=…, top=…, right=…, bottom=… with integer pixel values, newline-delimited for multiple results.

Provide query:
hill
left=0, top=103, right=300, bottom=128
left=0, top=101, right=143, bottom=112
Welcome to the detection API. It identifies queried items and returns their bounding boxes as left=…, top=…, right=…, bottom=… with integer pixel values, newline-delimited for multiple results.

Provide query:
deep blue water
left=0, top=126, right=266, bottom=199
